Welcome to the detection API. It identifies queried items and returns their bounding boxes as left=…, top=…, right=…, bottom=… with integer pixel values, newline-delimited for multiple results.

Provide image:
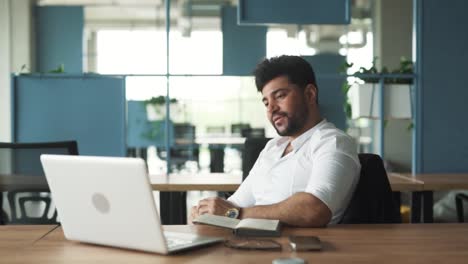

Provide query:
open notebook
left=193, top=214, right=281, bottom=237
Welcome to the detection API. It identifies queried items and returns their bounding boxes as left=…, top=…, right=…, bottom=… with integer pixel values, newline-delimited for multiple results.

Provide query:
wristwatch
left=225, top=208, right=240, bottom=219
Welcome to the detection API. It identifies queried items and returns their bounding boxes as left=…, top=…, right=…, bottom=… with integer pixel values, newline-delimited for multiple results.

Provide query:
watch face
left=226, top=208, right=239, bottom=218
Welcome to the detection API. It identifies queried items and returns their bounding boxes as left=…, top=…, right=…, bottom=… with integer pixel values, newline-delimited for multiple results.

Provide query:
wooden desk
left=0, top=225, right=56, bottom=248
left=4, top=224, right=468, bottom=263
left=402, top=173, right=468, bottom=191
left=387, top=173, right=424, bottom=192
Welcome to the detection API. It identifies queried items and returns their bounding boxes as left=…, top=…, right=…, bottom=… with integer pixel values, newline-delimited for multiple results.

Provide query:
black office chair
left=156, top=123, right=199, bottom=170
left=340, top=154, right=401, bottom=224
left=241, top=137, right=271, bottom=181
left=455, top=193, right=468, bottom=222
left=0, top=141, right=79, bottom=224
left=241, top=128, right=266, bottom=139
left=231, top=123, right=251, bottom=136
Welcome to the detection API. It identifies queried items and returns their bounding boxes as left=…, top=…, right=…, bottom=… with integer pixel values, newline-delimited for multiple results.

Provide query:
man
left=191, top=55, right=361, bottom=227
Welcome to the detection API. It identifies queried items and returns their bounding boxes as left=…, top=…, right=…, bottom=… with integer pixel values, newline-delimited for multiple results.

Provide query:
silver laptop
left=40, top=154, right=223, bottom=254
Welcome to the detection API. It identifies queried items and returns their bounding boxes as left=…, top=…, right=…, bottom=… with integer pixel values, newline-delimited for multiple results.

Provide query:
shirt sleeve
left=227, top=172, right=256, bottom=208
left=227, top=145, right=270, bottom=208
left=305, top=150, right=360, bottom=221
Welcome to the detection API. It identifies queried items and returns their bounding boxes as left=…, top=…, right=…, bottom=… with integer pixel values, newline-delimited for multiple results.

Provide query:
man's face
left=261, top=76, right=310, bottom=137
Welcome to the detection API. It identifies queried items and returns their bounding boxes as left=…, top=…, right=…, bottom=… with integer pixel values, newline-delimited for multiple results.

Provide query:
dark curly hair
left=253, top=55, right=318, bottom=103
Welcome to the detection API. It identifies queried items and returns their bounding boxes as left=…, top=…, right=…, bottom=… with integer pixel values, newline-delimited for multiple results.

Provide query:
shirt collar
left=275, top=119, right=327, bottom=152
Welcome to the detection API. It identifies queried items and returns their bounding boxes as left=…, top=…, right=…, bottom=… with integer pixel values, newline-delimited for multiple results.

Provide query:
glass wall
left=84, top=0, right=376, bottom=175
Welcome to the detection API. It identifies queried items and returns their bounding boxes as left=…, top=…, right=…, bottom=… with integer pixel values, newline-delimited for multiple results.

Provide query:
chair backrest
left=242, top=128, right=266, bottom=138
left=0, top=141, right=79, bottom=224
left=172, top=123, right=199, bottom=167
left=340, top=153, right=401, bottom=224
left=242, top=137, right=271, bottom=181
left=231, top=123, right=251, bottom=136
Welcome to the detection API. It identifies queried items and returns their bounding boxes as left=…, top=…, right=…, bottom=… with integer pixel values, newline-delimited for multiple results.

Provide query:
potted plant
left=342, top=57, right=414, bottom=121
left=144, top=96, right=183, bottom=121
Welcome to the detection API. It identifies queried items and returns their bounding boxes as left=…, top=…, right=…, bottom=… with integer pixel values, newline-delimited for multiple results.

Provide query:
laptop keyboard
left=166, top=236, right=194, bottom=249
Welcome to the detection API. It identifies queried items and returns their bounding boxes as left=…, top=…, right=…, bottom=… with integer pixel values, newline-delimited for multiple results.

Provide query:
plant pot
left=146, top=104, right=165, bottom=121
left=146, top=103, right=185, bottom=122
left=348, top=83, right=412, bottom=120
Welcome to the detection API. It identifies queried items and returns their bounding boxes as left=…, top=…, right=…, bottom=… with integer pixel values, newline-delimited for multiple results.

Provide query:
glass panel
left=169, top=76, right=275, bottom=174
left=85, top=3, right=168, bottom=74
left=168, top=3, right=222, bottom=75
left=96, top=30, right=167, bottom=74
left=169, top=30, right=222, bottom=74
left=125, top=76, right=169, bottom=174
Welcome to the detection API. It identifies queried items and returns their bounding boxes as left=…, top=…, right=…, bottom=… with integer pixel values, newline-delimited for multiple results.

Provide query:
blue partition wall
left=238, top=0, right=350, bottom=25
left=222, top=6, right=267, bottom=75
left=302, top=54, right=347, bottom=131
left=127, top=100, right=174, bottom=148
left=415, top=0, right=468, bottom=173
left=36, top=6, right=84, bottom=73
left=12, top=75, right=126, bottom=157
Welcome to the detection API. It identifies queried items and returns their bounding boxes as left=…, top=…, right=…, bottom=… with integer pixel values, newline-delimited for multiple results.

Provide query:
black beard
left=273, top=104, right=309, bottom=136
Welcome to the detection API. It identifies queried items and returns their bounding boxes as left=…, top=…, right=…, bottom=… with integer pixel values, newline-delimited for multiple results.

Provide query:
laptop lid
left=40, top=155, right=171, bottom=254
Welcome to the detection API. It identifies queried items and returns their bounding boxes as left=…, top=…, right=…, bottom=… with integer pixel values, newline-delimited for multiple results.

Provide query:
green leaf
left=338, top=61, right=354, bottom=73
left=48, top=64, right=65, bottom=73
left=341, top=82, right=351, bottom=94
left=144, top=96, right=178, bottom=106
left=344, top=102, right=352, bottom=120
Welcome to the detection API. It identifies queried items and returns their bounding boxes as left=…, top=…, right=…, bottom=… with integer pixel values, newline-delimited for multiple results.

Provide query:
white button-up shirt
left=228, top=120, right=361, bottom=225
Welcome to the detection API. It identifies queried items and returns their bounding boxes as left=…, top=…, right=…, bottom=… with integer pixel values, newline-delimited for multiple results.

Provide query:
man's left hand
left=197, top=197, right=238, bottom=217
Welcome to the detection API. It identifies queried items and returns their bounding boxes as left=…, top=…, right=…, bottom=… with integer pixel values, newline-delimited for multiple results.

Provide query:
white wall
left=0, top=0, right=12, bottom=143
left=0, top=0, right=35, bottom=143
left=11, top=0, right=35, bottom=72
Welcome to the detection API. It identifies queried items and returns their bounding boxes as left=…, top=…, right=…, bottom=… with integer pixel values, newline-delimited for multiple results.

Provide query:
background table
left=0, top=174, right=48, bottom=191
left=150, top=173, right=242, bottom=192
left=151, top=172, right=423, bottom=192
left=401, top=173, right=468, bottom=223
left=3, top=224, right=468, bottom=263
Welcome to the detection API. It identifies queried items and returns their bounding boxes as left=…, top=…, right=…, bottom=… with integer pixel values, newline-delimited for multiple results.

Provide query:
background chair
left=231, top=123, right=251, bottom=136
left=0, top=141, right=78, bottom=224
left=241, top=137, right=271, bottom=180
left=455, top=193, right=468, bottom=222
left=156, top=123, right=199, bottom=170
left=340, top=153, right=401, bottom=224
left=241, top=128, right=265, bottom=139
left=171, top=123, right=199, bottom=169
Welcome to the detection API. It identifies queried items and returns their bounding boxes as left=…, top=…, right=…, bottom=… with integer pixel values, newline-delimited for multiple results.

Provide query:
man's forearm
left=240, top=192, right=331, bottom=227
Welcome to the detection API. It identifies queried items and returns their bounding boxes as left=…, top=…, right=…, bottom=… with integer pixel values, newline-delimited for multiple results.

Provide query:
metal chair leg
left=455, top=193, right=468, bottom=223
